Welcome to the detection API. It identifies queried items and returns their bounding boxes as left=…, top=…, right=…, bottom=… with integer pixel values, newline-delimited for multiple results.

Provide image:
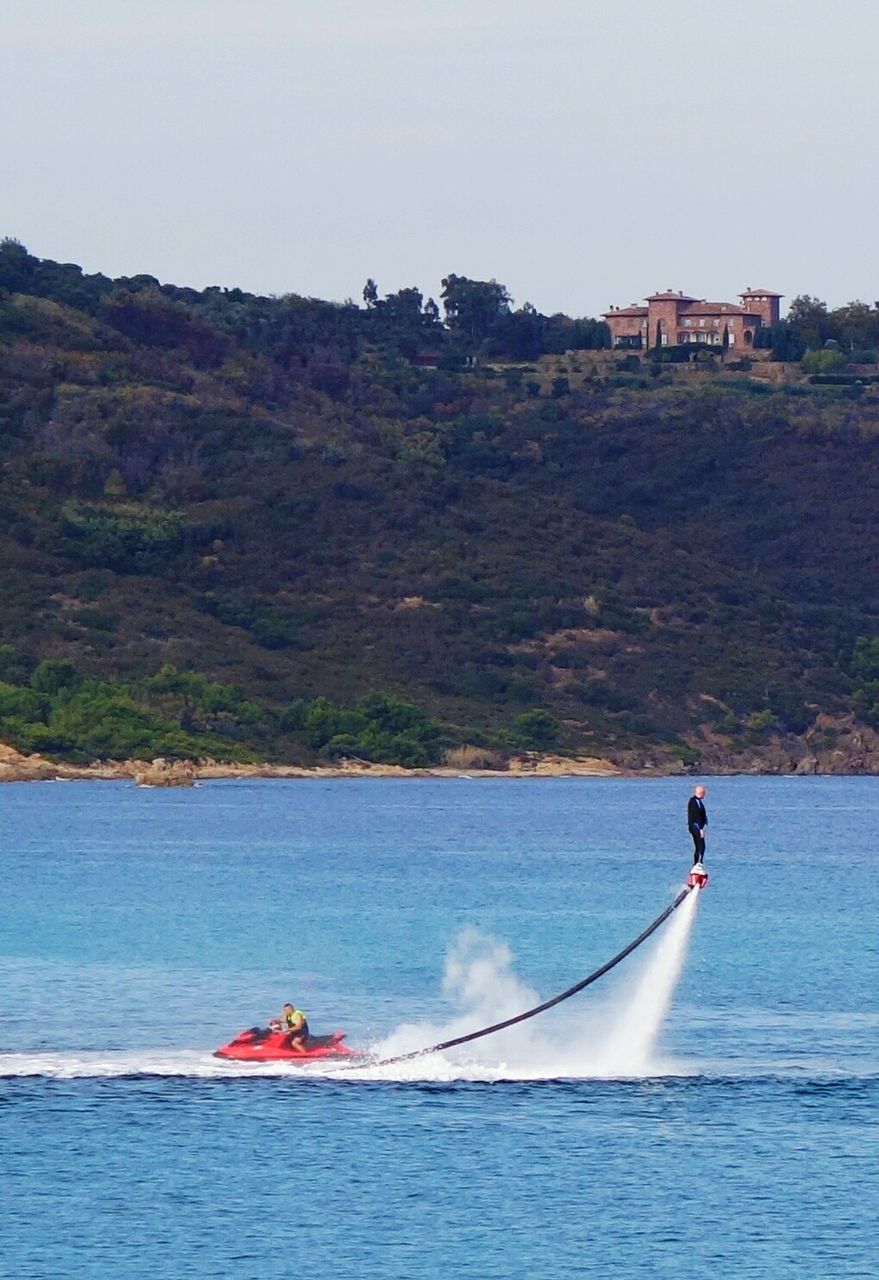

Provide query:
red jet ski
left=214, top=1025, right=362, bottom=1062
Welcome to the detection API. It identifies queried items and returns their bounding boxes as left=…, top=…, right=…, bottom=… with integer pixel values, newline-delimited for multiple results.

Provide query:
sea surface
left=1, top=775, right=877, bottom=1279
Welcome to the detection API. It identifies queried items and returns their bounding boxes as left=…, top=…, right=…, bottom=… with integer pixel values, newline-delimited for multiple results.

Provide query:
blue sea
left=2, top=776, right=877, bottom=1279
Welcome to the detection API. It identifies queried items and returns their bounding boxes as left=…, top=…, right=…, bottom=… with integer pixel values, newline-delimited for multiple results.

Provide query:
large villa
left=603, top=288, right=782, bottom=350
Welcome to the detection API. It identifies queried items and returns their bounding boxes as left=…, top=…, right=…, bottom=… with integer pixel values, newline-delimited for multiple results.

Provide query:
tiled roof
left=605, top=290, right=773, bottom=323
left=681, top=302, right=748, bottom=316
left=603, top=306, right=648, bottom=317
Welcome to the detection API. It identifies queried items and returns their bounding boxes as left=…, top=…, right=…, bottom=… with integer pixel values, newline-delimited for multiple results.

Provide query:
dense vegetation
left=0, top=651, right=449, bottom=766
left=3, top=239, right=879, bottom=769
left=761, top=295, right=879, bottom=365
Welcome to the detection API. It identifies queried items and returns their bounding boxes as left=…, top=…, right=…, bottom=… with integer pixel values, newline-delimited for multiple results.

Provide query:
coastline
left=6, top=710, right=879, bottom=783
left=0, top=743, right=622, bottom=785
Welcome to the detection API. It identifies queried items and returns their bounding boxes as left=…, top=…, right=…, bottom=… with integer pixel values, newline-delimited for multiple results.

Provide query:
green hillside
left=3, top=239, right=879, bottom=771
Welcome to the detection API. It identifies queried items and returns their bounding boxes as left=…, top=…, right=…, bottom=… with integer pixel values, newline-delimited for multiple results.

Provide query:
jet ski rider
left=281, top=1001, right=310, bottom=1051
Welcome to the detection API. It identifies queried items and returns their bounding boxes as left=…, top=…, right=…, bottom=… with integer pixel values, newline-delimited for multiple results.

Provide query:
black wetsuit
left=687, top=796, right=707, bottom=863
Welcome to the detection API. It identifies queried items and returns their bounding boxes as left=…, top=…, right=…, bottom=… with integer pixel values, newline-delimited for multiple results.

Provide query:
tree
left=786, top=295, right=837, bottom=351
left=567, top=317, right=611, bottom=351
left=489, top=303, right=544, bottom=360
left=440, top=274, right=512, bottom=351
left=759, top=320, right=805, bottom=362
left=31, top=659, right=80, bottom=696
left=514, top=709, right=560, bottom=749
left=0, top=237, right=36, bottom=292
left=362, top=278, right=378, bottom=309
left=830, top=301, right=879, bottom=352
left=381, top=286, right=423, bottom=323
left=0, top=644, right=31, bottom=684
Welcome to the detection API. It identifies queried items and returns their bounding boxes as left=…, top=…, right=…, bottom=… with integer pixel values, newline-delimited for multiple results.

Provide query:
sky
left=3, top=0, right=877, bottom=317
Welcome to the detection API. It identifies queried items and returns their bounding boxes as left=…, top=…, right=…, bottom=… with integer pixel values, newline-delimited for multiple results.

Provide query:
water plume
left=375, top=925, right=543, bottom=1066
left=373, top=892, right=701, bottom=1079
left=590, top=886, right=699, bottom=1075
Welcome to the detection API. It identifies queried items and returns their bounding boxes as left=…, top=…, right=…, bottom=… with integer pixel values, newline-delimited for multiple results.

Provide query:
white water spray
left=375, top=926, right=543, bottom=1068
left=590, top=886, right=699, bottom=1075
left=368, top=891, right=702, bottom=1080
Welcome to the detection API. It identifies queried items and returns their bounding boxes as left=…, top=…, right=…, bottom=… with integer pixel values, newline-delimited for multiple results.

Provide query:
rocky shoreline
left=4, top=711, right=879, bottom=785
left=0, top=743, right=621, bottom=785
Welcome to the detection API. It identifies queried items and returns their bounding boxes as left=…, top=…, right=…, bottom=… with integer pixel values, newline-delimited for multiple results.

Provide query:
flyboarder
left=687, top=785, right=708, bottom=864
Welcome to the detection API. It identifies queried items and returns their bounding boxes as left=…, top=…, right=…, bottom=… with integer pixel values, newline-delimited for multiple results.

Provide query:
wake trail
left=3, top=895, right=704, bottom=1082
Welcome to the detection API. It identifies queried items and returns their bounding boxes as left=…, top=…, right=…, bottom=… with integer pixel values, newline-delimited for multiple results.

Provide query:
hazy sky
left=3, top=0, right=877, bottom=316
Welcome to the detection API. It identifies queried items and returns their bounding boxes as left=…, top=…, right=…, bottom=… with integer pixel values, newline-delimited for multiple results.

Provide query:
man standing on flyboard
left=688, top=785, right=708, bottom=865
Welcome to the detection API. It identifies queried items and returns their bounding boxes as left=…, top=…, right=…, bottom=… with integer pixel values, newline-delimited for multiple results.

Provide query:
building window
left=699, top=319, right=705, bottom=327
left=684, top=317, right=691, bottom=326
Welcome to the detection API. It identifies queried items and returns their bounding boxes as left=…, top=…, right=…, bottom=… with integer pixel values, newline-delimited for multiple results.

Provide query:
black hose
left=352, top=882, right=695, bottom=1070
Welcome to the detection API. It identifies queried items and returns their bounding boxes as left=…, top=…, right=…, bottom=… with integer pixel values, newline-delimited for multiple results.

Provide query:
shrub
left=579, top=681, right=636, bottom=712
left=0, top=682, right=46, bottom=719
left=513, top=708, right=560, bottom=749
left=442, top=744, right=502, bottom=770
left=279, top=699, right=308, bottom=732
left=250, top=608, right=300, bottom=650
left=801, top=348, right=846, bottom=376
left=744, top=709, right=777, bottom=741
left=12, top=721, right=75, bottom=754
left=31, top=659, right=80, bottom=695
left=58, top=502, right=185, bottom=573
left=196, top=593, right=306, bottom=650
left=47, top=688, right=159, bottom=758
left=73, top=608, right=116, bottom=631
left=0, top=643, right=31, bottom=684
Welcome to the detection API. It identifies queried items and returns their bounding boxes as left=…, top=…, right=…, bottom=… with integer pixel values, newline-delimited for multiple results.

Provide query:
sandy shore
left=0, top=742, right=621, bottom=785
